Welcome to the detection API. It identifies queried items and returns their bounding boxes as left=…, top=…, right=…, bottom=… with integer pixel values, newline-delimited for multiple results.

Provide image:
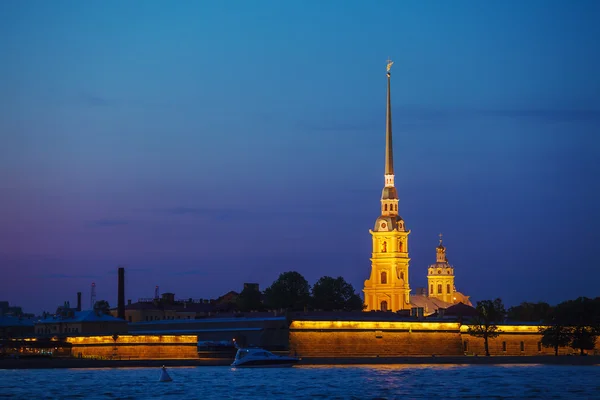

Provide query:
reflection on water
left=1, top=364, right=599, bottom=399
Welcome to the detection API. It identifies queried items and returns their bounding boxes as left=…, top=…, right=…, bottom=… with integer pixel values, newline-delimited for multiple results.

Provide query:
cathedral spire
left=379, top=59, right=399, bottom=218
left=385, top=59, right=394, bottom=177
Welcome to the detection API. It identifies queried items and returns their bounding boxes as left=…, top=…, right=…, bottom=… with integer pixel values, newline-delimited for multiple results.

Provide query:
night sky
left=1, top=1, right=599, bottom=314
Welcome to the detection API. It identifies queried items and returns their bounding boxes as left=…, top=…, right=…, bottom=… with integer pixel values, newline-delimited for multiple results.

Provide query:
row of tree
left=236, top=271, right=364, bottom=312
left=468, top=297, right=600, bottom=356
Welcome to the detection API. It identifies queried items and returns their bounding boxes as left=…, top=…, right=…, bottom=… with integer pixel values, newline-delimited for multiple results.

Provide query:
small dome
left=428, top=261, right=453, bottom=270
left=374, top=215, right=406, bottom=232
left=381, top=187, right=398, bottom=200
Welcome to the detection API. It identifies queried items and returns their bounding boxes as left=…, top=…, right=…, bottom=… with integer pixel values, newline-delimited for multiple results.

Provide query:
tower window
left=384, top=204, right=388, bottom=211
left=437, top=284, right=442, bottom=294
left=447, top=284, right=451, bottom=294
left=381, top=271, right=387, bottom=284
left=381, top=241, right=387, bottom=252
left=400, top=272, right=404, bottom=280
left=381, top=301, right=388, bottom=311
left=430, top=284, right=433, bottom=294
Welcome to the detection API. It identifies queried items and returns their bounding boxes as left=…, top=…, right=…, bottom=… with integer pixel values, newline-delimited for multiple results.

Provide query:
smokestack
left=118, top=267, right=125, bottom=320
left=76, top=292, right=82, bottom=311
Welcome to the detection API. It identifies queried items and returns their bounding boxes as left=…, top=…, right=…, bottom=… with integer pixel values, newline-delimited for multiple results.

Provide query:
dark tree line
left=236, top=271, right=364, bottom=312
left=538, top=297, right=600, bottom=355
left=468, top=297, right=600, bottom=356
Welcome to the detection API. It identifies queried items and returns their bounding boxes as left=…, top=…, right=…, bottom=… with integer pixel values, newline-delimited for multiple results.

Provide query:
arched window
left=437, top=284, right=442, bottom=294
left=381, top=271, right=387, bottom=284
left=447, top=284, right=451, bottom=294
left=381, top=301, right=388, bottom=311
left=430, top=284, right=433, bottom=294
left=384, top=204, right=388, bottom=211
left=398, top=240, right=403, bottom=252
left=381, top=241, right=387, bottom=252
left=400, top=271, right=404, bottom=280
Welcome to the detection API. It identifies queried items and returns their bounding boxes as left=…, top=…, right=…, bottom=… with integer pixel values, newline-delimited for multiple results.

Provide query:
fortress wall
left=67, top=335, right=198, bottom=359
left=289, top=321, right=463, bottom=357
left=290, top=330, right=463, bottom=357
left=290, top=321, right=587, bottom=357
left=465, top=335, right=573, bottom=356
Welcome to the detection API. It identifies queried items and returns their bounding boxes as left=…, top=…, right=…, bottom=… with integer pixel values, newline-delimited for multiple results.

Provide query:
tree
left=311, top=276, right=365, bottom=311
left=467, top=298, right=506, bottom=356
left=561, top=297, right=600, bottom=355
left=540, top=324, right=572, bottom=356
left=93, top=300, right=111, bottom=315
left=264, top=271, right=311, bottom=311
left=236, top=285, right=264, bottom=312
left=507, top=302, right=551, bottom=322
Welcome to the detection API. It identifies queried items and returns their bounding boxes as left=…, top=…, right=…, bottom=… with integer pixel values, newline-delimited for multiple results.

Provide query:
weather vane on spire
left=386, top=58, right=394, bottom=72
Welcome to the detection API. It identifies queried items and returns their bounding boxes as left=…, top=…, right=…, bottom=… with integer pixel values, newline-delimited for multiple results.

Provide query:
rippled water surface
left=1, top=364, right=600, bottom=399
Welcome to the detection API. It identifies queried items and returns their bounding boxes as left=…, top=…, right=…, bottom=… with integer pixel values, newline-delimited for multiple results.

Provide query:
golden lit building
left=426, top=235, right=471, bottom=306
left=363, top=61, right=411, bottom=312
left=427, top=235, right=456, bottom=303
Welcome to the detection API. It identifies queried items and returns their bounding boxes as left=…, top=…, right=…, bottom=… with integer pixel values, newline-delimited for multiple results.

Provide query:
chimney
left=118, top=267, right=125, bottom=320
left=76, top=292, right=82, bottom=311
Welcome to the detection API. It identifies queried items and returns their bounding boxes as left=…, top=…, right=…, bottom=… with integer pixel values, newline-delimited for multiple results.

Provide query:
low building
left=35, top=309, right=128, bottom=336
left=128, top=312, right=289, bottom=350
left=113, top=290, right=242, bottom=323
left=0, top=316, right=35, bottom=339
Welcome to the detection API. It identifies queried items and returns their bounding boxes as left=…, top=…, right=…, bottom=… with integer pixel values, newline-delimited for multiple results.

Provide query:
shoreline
left=1, top=356, right=598, bottom=369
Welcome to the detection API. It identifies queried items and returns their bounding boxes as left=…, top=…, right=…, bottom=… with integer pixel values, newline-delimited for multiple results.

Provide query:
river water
left=1, top=364, right=599, bottom=399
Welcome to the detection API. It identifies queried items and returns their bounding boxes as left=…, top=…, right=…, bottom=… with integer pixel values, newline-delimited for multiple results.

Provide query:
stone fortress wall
left=289, top=320, right=580, bottom=357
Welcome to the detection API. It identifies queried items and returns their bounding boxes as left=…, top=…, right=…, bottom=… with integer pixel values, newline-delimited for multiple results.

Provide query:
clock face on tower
left=381, top=222, right=387, bottom=229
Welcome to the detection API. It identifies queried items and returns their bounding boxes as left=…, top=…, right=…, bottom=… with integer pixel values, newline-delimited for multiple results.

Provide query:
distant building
left=0, top=301, right=8, bottom=316
left=0, top=301, right=33, bottom=318
left=113, top=293, right=215, bottom=323
left=0, top=316, right=35, bottom=338
left=113, top=288, right=248, bottom=323
left=35, top=309, right=127, bottom=336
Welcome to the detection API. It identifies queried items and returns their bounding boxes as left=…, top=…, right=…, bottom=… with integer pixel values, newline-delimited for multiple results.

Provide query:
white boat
left=231, top=347, right=299, bottom=368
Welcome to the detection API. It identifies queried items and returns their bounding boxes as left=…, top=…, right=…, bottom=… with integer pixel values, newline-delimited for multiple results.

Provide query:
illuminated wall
left=66, top=335, right=198, bottom=359
left=289, top=320, right=590, bottom=357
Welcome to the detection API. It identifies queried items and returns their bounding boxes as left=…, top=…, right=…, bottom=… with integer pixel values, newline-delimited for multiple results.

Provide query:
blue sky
left=1, top=0, right=599, bottom=314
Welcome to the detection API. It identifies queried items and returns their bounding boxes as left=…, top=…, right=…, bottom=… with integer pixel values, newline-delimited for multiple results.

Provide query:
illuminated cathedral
left=363, top=61, right=471, bottom=314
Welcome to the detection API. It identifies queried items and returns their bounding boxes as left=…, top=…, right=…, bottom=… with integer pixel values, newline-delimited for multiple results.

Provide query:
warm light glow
left=290, top=320, right=461, bottom=331
left=66, top=335, right=197, bottom=344
left=459, top=325, right=543, bottom=334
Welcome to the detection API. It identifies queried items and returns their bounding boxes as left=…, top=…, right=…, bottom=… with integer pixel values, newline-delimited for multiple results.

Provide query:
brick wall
left=67, top=335, right=198, bottom=359
left=289, top=321, right=594, bottom=357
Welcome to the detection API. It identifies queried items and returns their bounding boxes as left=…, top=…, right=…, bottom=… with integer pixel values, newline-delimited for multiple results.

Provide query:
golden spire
left=384, top=59, right=394, bottom=176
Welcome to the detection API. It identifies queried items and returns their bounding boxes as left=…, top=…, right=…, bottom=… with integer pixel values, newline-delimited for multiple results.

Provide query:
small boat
left=159, top=366, right=173, bottom=382
left=231, top=347, right=299, bottom=368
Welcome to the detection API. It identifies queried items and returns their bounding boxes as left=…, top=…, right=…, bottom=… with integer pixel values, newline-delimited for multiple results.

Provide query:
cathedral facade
left=363, top=63, right=470, bottom=313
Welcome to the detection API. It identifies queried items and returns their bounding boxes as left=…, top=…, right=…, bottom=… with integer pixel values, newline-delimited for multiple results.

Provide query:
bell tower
left=363, top=60, right=411, bottom=312
left=427, top=234, right=456, bottom=304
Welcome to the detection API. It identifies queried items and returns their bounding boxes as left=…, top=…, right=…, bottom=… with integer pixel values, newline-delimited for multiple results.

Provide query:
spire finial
left=439, top=233, right=443, bottom=246
left=386, top=58, right=394, bottom=72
